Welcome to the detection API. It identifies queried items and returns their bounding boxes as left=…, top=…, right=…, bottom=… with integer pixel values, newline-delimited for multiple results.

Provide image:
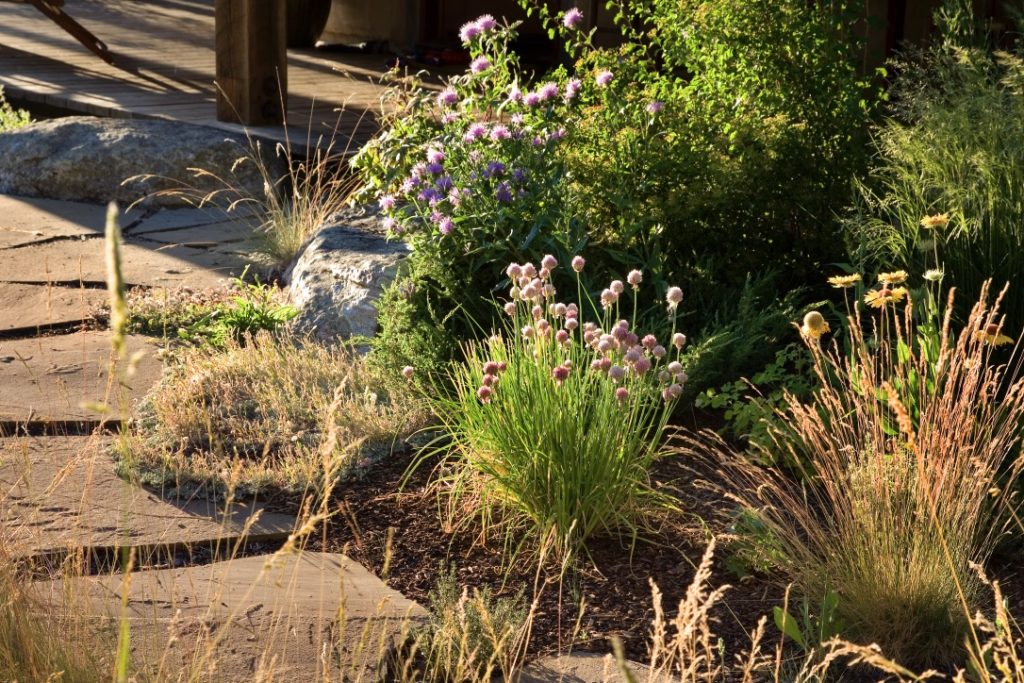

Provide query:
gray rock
left=284, top=207, right=408, bottom=342
left=0, top=116, right=285, bottom=207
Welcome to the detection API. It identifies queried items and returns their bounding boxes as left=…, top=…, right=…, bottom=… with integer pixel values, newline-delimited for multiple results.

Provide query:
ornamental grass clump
left=416, top=255, right=688, bottom=561
left=700, top=281, right=1024, bottom=668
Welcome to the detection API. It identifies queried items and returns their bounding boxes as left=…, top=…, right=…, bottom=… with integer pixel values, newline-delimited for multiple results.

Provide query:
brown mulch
left=288, top=447, right=784, bottom=664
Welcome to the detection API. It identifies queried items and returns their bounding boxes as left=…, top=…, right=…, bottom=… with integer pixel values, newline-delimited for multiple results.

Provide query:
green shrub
left=414, top=255, right=687, bottom=561
left=847, top=16, right=1024, bottom=333
left=0, top=87, right=30, bottom=132
left=355, top=1, right=874, bottom=353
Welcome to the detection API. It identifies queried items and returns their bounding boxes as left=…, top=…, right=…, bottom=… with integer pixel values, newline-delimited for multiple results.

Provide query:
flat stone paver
left=1, top=237, right=252, bottom=288
left=39, top=551, right=425, bottom=679
left=0, top=195, right=139, bottom=248
left=134, top=219, right=261, bottom=249
left=127, top=206, right=251, bottom=234
left=513, top=654, right=671, bottom=683
left=1, top=436, right=295, bottom=557
left=0, top=331, right=162, bottom=422
left=0, top=282, right=107, bottom=333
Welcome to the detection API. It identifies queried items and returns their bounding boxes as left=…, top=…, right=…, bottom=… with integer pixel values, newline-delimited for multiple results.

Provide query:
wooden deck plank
left=0, top=0, right=417, bottom=153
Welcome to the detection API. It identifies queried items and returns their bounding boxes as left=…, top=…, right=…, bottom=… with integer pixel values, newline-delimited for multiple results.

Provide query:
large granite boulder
left=0, top=116, right=285, bottom=207
left=284, top=207, right=409, bottom=342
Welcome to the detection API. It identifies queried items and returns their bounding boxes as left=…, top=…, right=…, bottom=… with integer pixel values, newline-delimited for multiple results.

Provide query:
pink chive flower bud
left=601, top=289, right=618, bottom=309
left=563, top=7, right=583, bottom=28
left=666, top=287, right=684, bottom=310
left=627, top=270, right=643, bottom=288
left=522, top=325, right=535, bottom=339
left=482, top=373, right=497, bottom=387
left=504, top=302, right=517, bottom=316
left=610, top=280, right=625, bottom=295
left=583, top=330, right=597, bottom=345
left=673, top=333, right=687, bottom=350
left=652, top=345, right=667, bottom=359
left=615, top=386, right=629, bottom=404
left=662, top=387, right=673, bottom=402
left=612, top=326, right=628, bottom=341
left=555, top=329, right=570, bottom=345
left=498, top=361, right=508, bottom=372
left=599, top=357, right=612, bottom=372
left=617, top=319, right=630, bottom=330
left=539, top=267, right=551, bottom=280
left=668, top=361, right=683, bottom=375
left=625, top=333, right=639, bottom=348
left=609, top=365, right=626, bottom=382
left=552, top=364, right=570, bottom=385
left=658, top=370, right=671, bottom=382
left=518, top=275, right=531, bottom=289
left=674, top=371, right=688, bottom=384
left=483, top=361, right=500, bottom=375
left=597, top=338, right=614, bottom=354
left=477, top=385, right=493, bottom=403
left=402, top=366, right=414, bottom=379
left=566, top=303, right=579, bottom=318
left=590, top=359, right=604, bottom=372
left=507, top=263, right=522, bottom=279
left=551, top=302, right=567, bottom=318
left=634, top=357, right=652, bottom=375
left=532, top=305, right=543, bottom=320
left=571, top=255, right=586, bottom=272
left=521, top=285, right=538, bottom=300
left=541, top=254, right=558, bottom=270
left=584, top=322, right=598, bottom=333
left=543, top=284, right=556, bottom=298
left=523, top=263, right=537, bottom=278
left=668, top=383, right=683, bottom=399
left=624, top=348, right=642, bottom=364
left=596, top=70, right=613, bottom=87
left=509, top=286, right=521, bottom=300
left=565, top=318, right=579, bottom=332
left=642, top=334, right=657, bottom=350
left=537, top=319, right=551, bottom=335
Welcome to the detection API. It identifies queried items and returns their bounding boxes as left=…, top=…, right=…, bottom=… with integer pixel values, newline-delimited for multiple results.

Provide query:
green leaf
left=773, top=607, right=807, bottom=648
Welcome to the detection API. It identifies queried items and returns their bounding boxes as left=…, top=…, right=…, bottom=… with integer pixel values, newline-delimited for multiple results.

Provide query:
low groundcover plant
left=413, top=254, right=689, bottom=561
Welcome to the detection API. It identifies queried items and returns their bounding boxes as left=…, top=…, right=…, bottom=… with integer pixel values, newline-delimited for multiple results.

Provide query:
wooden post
left=215, top=0, right=287, bottom=125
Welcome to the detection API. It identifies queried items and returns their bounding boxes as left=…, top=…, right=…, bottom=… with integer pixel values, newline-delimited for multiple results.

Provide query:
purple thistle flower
left=435, top=175, right=454, bottom=192
left=596, top=70, right=613, bottom=87
left=531, top=136, right=544, bottom=147
left=647, top=100, right=664, bottom=113
left=495, top=182, right=512, bottom=203
left=411, top=162, right=428, bottom=178
left=447, top=188, right=462, bottom=207
left=486, top=161, right=506, bottom=178
left=511, top=168, right=527, bottom=184
left=418, top=188, right=441, bottom=203
left=510, top=113, right=525, bottom=126
left=437, top=88, right=459, bottom=107
left=564, top=78, right=582, bottom=101
left=538, top=82, right=559, bottom=101
left=464, top=122, right=487, bottom=142
left=441, top=112, right=460, bottom=125
left=523, top=91, right=542, bottom=107
left=470, top=56, right=491, bottom=74
left=427, top=148, right=445, bottom=164
left=426, top=161, right=444, bottom=175
left=475, top=14, right=497, bottom=31
left=490, top=124, right=511, bottom=141
left=459, top=21, right=481, bottom=43
left=382, top=216, right=397, bottom=232
left=400, top=177, right=419, bottom=193
left=378, top=194, right=396, bottom=211
left=438, top=217, right=454, bottom=235
left=563, top=7, right=584, bottom=29
left=548, top=128, right=567, bottom=142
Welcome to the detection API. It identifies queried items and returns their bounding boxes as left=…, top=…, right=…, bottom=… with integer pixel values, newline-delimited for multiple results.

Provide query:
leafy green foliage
left=0, top=87, right=30, bottom=132
left=774, top=589, right=845, bottom=653
left=127, top=277, right=297, bottom=348
left=847, top=21, right=1024, bottom=334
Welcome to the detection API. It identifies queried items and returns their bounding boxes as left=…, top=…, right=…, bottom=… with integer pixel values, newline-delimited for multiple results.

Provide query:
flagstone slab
left=127, top=206, right=232, bottom=234
left=1, top=436, right=296, bottom=557
left=134, top=219, right=260, bottom=248
left=0, top=282, right=107, bottom=333
left=0, top=237, right=253, bottom=288
left=513, top=654, right=671, bottom=683
left=39, top=552, right=424, bottom=679
left=0, top=331, right=162, bottom=422
left=0, top=195, right=139, bottom=249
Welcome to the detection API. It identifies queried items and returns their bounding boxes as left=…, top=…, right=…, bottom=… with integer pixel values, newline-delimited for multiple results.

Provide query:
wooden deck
left=0, top=0, right=412, bottom=152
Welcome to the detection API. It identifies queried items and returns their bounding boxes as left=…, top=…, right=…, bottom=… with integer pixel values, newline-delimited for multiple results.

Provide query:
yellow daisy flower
left=827, top=273, right=862, bottom=289
left=864, top=286, right=908, bottom=308
left=878, top=270, right=909, bottom=286
left=920, top=213, right=950, bottom=230
left=800, top=311, right=830, bottom=340
left=975, top=322, right=1014, bottom=347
